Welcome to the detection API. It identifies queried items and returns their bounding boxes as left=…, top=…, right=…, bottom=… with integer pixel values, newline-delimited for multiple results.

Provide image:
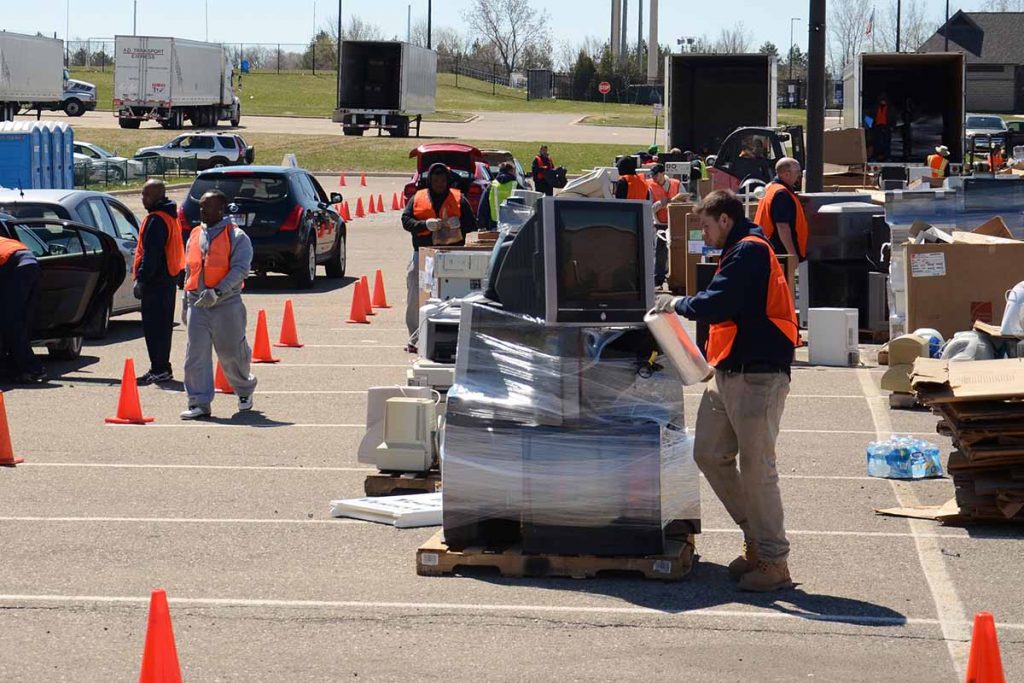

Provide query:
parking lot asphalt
left=2, top=177, right=1022, bottom=682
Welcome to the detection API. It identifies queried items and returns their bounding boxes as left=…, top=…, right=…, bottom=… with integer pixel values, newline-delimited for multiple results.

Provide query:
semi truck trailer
left=113, top=35, right=240, bottom=130
left=0, top=32, right=64, bottom=122
left=332, top=41, right=437, bottom=137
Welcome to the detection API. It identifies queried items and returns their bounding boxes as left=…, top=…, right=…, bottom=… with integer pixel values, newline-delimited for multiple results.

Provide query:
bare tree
left=325, top=15, right=385, bottom=42
left=983, top=0, right=1024, bottom=9
left=877, top=0, right=940, bottom=52
left=828, top=0, right=872, bottom=76
left=468, top=0, right=550, bottom=76
left=714, top=23, right=752, bottom=54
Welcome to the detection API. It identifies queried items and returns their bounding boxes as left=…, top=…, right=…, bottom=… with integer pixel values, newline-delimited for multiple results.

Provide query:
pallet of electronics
left=911, top=357, right=1024, bottom=522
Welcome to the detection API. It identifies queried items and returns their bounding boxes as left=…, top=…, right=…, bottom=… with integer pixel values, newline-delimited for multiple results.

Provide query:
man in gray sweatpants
left=180, top=190, right=257, bottom=420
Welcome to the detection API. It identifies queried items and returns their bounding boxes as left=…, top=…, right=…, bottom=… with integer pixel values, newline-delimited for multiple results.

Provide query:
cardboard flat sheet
left=911, top=358, right=1024, bottom=402
left=329, top=492, right=442, bottom=528
left=875, top=497, right=961, bottom=522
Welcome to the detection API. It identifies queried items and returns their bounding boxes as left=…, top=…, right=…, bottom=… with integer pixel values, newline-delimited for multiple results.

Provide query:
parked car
left=480, top=149, right=532, bottom=190
left=0, top=214, right=125, bottom=360
left=1004, top=119, right=1024, bottom=155
left=0, top=189, right=144, bottom=334
left=180, top=166, right=346, bottom=288
left=965, top=114, right=1007, bottom=152
left=73, top=142, right=146, bottom=183
left=134, top=133, right=254, bottom=173
left=403, top=143, right=489, bottom=215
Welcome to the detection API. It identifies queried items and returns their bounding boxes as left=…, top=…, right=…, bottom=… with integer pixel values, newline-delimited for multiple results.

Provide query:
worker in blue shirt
left=654, top=190, right=798, bottom=592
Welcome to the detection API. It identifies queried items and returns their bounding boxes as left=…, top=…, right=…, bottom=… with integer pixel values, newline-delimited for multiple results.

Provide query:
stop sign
left=598, top=81, right=611, bottom=95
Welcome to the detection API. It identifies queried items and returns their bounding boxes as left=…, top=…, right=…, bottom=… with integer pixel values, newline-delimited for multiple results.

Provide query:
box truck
left=113, top=35, right=240, bottom=130
left=664, top=54, right=777, bottom=155
left=332, top=41, right=437, bottom=137
left=842, top=52, right=965, bottom=166
left=0, top=32, right=64, bottom=122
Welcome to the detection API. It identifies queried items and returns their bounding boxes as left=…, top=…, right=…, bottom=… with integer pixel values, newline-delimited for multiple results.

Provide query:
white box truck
left=113, top=35, right=240, bottom=130
left=332, top=41, right=436, bottom=137
left=0, top=32, right=64, bottom=122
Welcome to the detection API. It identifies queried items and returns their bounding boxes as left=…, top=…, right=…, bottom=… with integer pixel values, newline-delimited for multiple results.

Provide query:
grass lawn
left=73, top=127, right=634, bottom=175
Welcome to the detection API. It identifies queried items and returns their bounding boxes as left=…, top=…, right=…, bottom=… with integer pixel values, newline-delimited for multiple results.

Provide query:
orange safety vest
left=623, top=174, right=649, bottom=200
left=132, top=210, right=186, bottom=278
left=412, top=188, right=462, bottom=238
left=647, top=177, right=681, bottom=223
left=988, top=151, right=1004, bottom=171
left=876, top=103, right=888, bottom=126
left=754, top=182, right=809, bottom=260
left=184, top=226, right=233, bottom=292
left=0, top=237, right=29, bottom=266
left=927, top=154, right=949, bottom=179
left=706, top=236, right=799, bottom=367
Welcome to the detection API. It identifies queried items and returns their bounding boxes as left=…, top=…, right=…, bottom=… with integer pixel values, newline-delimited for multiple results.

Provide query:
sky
left=3, top=0, right=995, bottom=60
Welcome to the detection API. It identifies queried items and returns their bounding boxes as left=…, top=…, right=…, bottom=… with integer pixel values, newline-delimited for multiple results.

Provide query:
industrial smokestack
left=620, top=0, right=628, bottom=65
left=647, top=0, right=659, bottom=83
left=610, top=0, right=621, bottom=62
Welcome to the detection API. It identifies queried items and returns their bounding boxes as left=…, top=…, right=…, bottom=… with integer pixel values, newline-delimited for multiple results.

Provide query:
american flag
left=866, top=9, right=875, bottom=37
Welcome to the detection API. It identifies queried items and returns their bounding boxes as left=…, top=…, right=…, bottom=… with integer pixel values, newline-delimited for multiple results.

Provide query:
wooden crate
left=416, top=530, right=696, bottom=581
left=364, top=471, right=442, bottom=497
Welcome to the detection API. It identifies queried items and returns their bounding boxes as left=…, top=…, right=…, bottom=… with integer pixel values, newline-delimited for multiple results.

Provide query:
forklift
left=708, top=125, right=806, bottom=195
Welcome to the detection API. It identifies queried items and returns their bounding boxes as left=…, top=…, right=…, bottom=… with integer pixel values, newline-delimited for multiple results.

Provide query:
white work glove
left=653, top=294, right=682, bottom=314
left=445, top=216, right=461, bottom=231
left=425, top=218, right=443, bottom=232
left=193, top=288, right=220, bottom=309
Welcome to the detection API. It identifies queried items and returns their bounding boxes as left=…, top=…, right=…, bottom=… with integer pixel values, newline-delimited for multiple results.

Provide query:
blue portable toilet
left=30, top=122, right=53, bottom=189
left=0, top=122, right=43, bottom=189
left=43, top=122, right=73, bottom=189
left=61, top=124, right=74, bottom=188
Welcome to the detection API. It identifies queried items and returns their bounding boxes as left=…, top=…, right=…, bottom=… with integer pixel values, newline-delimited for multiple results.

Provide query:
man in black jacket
left=654, top=190, right=798, bottom=592
left=135, top=179, right=184, bottom=385
left=400, top=163, right=477, bottom=349
left=531, top=145, right=555, bottom=196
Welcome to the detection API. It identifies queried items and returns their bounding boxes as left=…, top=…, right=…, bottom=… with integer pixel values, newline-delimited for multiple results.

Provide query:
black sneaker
left=150, top=370, right=173, bottom=384
left=137, top=371, right=158, bottom=386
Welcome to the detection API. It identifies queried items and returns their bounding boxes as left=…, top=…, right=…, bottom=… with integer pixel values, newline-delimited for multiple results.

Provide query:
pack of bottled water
left=866, top=435, right=944, bottom=479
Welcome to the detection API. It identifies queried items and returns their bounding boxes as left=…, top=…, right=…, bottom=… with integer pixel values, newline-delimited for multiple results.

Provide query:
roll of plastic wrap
left=644, top=310, right=712, bottom=386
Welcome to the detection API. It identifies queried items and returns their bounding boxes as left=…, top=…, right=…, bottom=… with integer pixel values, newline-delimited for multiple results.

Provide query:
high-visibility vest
left=705, top=235, right=799, bottom=367
left=184, top=226, right=233, bottom=292
left=489, top=179, right=517, bottom=219
left=754, top=181, right=808, bottom=260
left=624, top=174, right=649, bottom=200
left=876, top=103, right=888, bottom=126
left=927, top=154, right=949, bottom=179
left=132, top=210, right=186, bottom=278
left=647, top=177, right=681, bottom=223
left=0, top=237, right=29, bottom=266
left=988, top=151, right=1004, bottom=171
left=534, top=155, right=554, bottom=182
left=412, top=188, right=462, bottom=238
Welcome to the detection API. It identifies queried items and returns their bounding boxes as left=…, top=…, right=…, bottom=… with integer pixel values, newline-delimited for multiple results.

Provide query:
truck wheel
left=291, top=240, right=317, bottom=289
left=208, top=108, right=219, bottom=128
left=63, top=98, right=84, bottom=117
left=118, top=118, right=141, bottom=129
left=47, top=336, right=83, bottom=360
left=230, top=106, right=240, bottom=128
left=168, top=109, right=184, bottom=130
left=343, top=126, right=364, bottom=137
left=325, top=234, right=346, bottom=278
left=389, top=119, right=411, bottom=138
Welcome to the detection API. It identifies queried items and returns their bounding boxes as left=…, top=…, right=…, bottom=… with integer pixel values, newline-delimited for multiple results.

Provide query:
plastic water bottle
left=866, top=435, right=944, bottom=479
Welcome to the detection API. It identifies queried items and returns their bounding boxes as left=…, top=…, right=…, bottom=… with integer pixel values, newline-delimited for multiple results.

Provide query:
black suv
left=180, top=166, right=346, bottom=288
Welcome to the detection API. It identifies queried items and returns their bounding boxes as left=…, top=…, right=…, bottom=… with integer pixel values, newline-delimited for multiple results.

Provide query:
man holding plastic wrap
left=653, top=190, right=799, bottom=592
left=400, top=163, right=476, bottom=352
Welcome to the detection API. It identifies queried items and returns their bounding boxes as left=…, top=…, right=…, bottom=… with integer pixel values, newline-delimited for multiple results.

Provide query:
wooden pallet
left=364, top=471, right=442, bottom=497
left=859, top=328, right=889, bottom=345
left=416, top=530, right=696, bottom=581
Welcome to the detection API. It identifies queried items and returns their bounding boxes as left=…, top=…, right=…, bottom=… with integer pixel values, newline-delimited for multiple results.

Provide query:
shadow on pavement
left=86, top=319, right=145, bottom=348
left=193, top=410, right=294, bottom=428
left=245, top=275, right=357, bottom=295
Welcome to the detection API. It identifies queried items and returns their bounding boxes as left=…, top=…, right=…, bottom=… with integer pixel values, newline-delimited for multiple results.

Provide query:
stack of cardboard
left=881, top=334, right=930, bottom=407
left=911, top=357, right=1024, bottom=522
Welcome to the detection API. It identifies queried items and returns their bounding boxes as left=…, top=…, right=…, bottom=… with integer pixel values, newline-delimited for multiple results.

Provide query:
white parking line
left=0, top=593, right=1020, bottom=632
left=105, top=423, right=364, bottom=429
left=22, top=463, right=374, bottom=472
left=257, top=364, right=412, bottom=368
left=857, top=369, right=971, bottom=678
left=301, top=345, right=408, bottom=349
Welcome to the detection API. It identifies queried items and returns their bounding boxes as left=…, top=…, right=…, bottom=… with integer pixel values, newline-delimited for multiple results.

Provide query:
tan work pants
left=694, top=370, right=791, bottom=561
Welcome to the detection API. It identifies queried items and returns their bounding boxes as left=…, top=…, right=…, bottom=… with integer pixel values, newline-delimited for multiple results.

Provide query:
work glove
left=133, top=281, right=142, bottom=300
left=425, top=218, right=443, bottom=232
left=445, top=216, right=461, bottom=231
left=193, top=288, right=220, bottom=309
left=653, top=294, right=682, bottom=315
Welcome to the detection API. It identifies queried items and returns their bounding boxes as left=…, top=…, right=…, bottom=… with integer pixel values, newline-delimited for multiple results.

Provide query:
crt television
left=492, top=196, right=654, bottom=324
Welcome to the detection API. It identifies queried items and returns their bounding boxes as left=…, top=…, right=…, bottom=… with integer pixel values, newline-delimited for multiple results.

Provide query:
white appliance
left=510, top=188, right=543, bottom=207
left=330, top=492, right=442, bottom=528
left=559, top=168, right=612, bottom=198
left=375, top=397, right=437, bottom=473
left=418, top=299, right=462, bottom=363
left=407, top=360, right=456, bottom=392
left=358, top=386, right=435, bottom=467
left=427, top=250, right=491, bottom=301
left=663, top=161, right=692, bottom=179
left=1001, top=281, right=1024, bottom=337
left=808, top=308, right=859, bottom=367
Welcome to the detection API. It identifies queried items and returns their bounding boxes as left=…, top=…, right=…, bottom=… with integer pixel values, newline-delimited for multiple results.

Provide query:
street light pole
left=205, top=0, right=209, bottom=42
left=427, top=0, right=432, bottom=49
left=133, top=0, right=137, bottom=36
left=944, top=0, right=950, bottom=51
left=789, top=17, right=801, bottom=82
left=806, top=0, right=826, bottom=192
left=896, top=0, right=902, bottom=52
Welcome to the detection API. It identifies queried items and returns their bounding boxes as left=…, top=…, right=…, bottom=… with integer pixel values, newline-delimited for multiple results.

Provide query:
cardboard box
left=971, top=216, right=1013, bottom=240
left=904, top=241, right=1024, bottom=339
left=911, top=357, right=1024, bottom=403
left=824, top=128, right=867, bottom=166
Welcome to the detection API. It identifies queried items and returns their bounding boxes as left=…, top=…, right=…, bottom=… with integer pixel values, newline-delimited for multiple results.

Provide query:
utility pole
left=65, top=0, right=70, bottom=64
left=806, top=0, right=825, bottom=192
left=407, top=5, right=411, bottom=42
left=205, top=0, right=209, bottom=42
left=789, top=18, right=800, bottom=82
left=944, top=0, right=950, bottom=51
left=637, top=0, right=643, bottom=61
left=427, top=0, right=432, bottom=49
left=620, top=0, right=628, bottom=65
left=896, top=0, right=902, bottom=52
left=133, top=0, right=137, bottom=36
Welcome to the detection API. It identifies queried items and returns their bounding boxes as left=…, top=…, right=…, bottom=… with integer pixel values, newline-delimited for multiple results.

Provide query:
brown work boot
left=738, top=559, right=794, bottom=592
left=727, top=540, right=759, bottom=581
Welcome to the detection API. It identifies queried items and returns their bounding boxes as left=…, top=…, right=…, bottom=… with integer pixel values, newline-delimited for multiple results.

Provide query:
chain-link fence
left=73, top=155, right=199, bottom=190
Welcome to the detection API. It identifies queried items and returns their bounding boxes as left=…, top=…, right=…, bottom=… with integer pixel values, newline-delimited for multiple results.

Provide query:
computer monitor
left=492, top=196, right=654, bottom=324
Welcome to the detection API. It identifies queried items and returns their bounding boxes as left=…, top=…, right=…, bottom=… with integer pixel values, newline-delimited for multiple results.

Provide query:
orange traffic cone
left=368, top=197, right=377, bottom=215
left=372, top=269, right=391, bottom=308
left=346, top=280, right=370, bottom=324
left=105, top=358, right=154, bottom=425
left=355, top=198, right=365, bottom=218
left=341, top=201, right=352, bottom=222
left=965, top=612, right=1005, bottom=683
left=360, top=173, right=367, bottom=187
left=338, top=172, right=347, bottom=187
left=275, top=299, right=303, bottom=348
left=138, top=589, right=182, bottom=683
left=214, top=361, right=234, bottom=394
left=251, top=309, right=280, bottom=363
left=360, top=275, right=376, bottom=316
left=392, top=192, right=401, bottom=211
left=376, top=195, right=385, bottom=213
left=0, top=392, right=24, bottom=467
